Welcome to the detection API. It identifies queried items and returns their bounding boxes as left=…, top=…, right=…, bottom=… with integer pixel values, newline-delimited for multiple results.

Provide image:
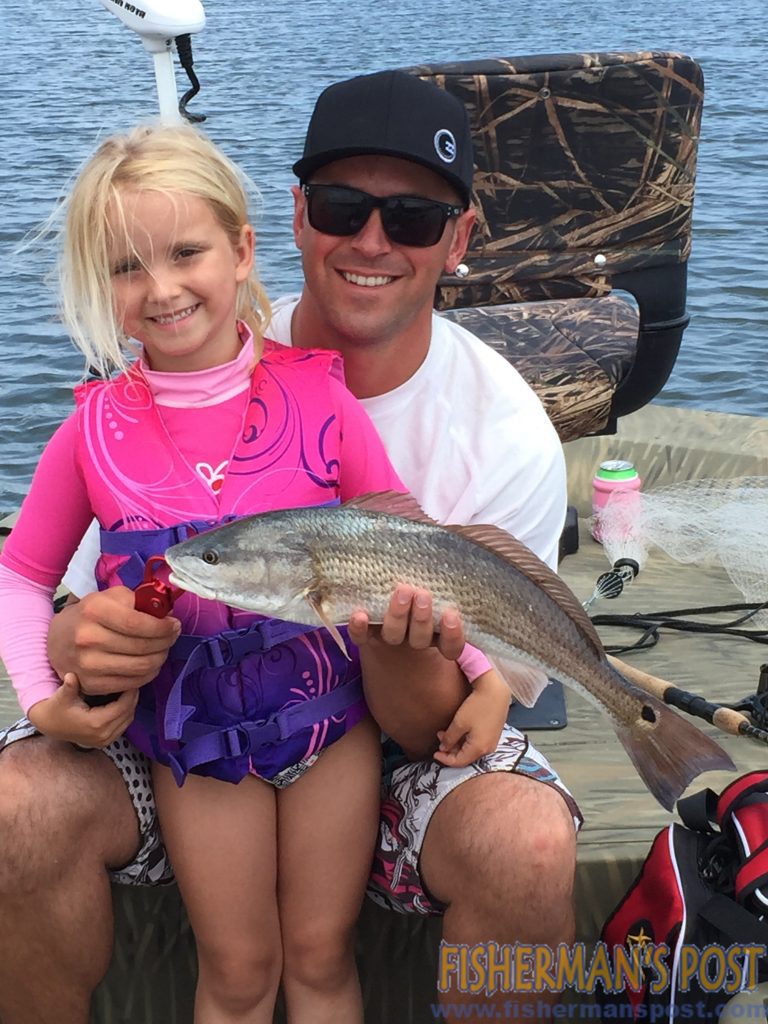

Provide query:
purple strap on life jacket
left=163, top=618, right=317, bottom=742
left=156, top=676, right=364, bottom=786
left=100, top=503, right=357, bottom=784
left=100, top=519, right=234, bottom=590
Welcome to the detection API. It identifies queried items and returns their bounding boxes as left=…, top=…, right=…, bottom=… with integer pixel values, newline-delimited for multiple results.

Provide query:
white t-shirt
left=270, top=298, right=566, bottom=569
left=63, top=296, right=566, bottom=594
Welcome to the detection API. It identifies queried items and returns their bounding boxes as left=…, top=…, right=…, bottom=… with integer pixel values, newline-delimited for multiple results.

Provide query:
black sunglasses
left=302, top=183, right=464, bottom=248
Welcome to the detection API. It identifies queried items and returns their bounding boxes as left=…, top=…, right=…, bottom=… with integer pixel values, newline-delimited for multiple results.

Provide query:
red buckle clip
left=134, top=556, right=183, bottom=619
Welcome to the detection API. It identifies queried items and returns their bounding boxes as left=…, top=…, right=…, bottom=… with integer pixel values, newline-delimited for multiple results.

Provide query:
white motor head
left=98, top=0, right=205, bottom=52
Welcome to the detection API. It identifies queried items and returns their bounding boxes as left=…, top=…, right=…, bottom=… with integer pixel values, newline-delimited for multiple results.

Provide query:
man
left=0, top=71, right=579, bottom=1022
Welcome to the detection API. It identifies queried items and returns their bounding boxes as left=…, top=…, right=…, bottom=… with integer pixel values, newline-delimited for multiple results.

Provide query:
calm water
left=1, top=0, right=766, bottom=513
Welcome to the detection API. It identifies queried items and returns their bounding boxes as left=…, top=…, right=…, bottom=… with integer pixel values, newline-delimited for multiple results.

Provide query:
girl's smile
left=149, top=303, right=201, bottom=327
left=109, top=189, right=253, bottom=373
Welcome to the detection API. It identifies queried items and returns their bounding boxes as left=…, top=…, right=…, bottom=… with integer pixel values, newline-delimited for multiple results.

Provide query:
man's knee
left=421, top=773, right=576, bottom=905
left=0, top=737, right=135, bottom=888
left=500, top=780, right=577, bottom=880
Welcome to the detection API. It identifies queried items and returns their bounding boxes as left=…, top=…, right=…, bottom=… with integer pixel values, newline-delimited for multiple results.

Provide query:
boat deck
left=1, top=403, right=767, bottom=1021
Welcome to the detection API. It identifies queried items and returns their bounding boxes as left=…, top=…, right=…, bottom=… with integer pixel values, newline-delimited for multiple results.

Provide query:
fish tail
left=616, top=697, right=736, bottom=811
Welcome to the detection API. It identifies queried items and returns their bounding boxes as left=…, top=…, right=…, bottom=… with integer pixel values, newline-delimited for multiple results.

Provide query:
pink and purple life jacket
left=74, top=345, right=366, bottom=785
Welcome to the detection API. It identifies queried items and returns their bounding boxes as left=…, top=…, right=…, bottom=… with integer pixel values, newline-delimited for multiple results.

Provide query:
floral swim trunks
left=368, top=724, right=583, bottom=915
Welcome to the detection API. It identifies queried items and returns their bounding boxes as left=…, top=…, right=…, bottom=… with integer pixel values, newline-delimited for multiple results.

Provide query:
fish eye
left=202, top=549, right=219, bottom=565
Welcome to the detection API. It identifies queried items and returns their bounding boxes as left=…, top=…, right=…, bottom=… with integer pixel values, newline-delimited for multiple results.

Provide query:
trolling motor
left=97, top=0, right=206, bottom=123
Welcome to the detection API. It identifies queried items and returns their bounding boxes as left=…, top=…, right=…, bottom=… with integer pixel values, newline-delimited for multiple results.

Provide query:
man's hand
left=347, top=584, right=465, bottom=658
left=433, top=670, right=511, bottom=768
left=27, top=673, right=139, bottom=748
left=347, top=586, right=471, bottom=759
left=47, top=587, right=180, bottom=697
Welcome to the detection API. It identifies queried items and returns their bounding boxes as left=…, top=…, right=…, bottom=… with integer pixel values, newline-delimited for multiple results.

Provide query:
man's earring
left=454, top=263, right=469, bottom=279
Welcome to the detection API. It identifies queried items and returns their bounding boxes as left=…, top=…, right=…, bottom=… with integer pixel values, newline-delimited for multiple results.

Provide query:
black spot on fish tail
left=616, top=699, right=736, bottom=811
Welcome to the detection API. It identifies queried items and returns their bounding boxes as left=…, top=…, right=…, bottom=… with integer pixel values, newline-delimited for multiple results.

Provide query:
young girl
left=0, top=123, right=405, bottom=1024
left=0, top=122, right=512, bottom=1022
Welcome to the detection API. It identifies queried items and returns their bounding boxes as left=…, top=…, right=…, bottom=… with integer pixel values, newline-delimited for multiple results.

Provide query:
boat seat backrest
left=404, top=51, right=704, bottom=437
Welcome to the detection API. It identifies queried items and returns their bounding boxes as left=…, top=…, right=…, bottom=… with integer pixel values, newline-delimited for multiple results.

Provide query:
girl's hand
left=26, top=673, right=139, bottom=748
left=347, top=585, right=465, bottom=659
left=433, top=669, right=511, bottom=768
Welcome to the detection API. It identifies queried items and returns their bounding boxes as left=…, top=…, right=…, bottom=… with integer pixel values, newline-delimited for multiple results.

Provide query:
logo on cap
left=434, top=129, right=457, bottom=164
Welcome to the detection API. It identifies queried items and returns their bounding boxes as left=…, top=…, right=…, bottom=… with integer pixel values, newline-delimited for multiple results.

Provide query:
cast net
left=597, top=476, right=768, bottom=626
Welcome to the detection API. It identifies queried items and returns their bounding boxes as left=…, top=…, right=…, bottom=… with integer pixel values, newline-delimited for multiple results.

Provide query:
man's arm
left=467, top=392, right=566, bottom=570
left=50, top=516, right=180, bottom=697
left=48, top=588, right=180, bottom=696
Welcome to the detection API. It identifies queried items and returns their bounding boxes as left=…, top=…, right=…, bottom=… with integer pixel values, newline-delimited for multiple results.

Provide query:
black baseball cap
left=293, top=70, right=474, bottom=206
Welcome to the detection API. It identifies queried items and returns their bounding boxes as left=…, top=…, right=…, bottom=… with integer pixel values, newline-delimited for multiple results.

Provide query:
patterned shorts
left=368, top=724, right=583, bottom=916
left=0, top=719, right=579, bottom=906
left=0, top=717, right=173, bottom=887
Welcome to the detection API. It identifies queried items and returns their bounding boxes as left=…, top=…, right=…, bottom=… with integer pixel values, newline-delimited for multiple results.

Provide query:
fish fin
left=342, top=490, right=439, bottom=525
left=444, top=522, right=604, bottom=657
left=610, top=669, right=736, bottom=811
left=306, top=592, right=351, bottom=661
left=487, top=655, right=549, bottom=708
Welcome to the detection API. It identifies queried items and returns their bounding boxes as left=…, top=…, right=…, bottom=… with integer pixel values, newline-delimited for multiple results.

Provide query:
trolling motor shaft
left=97, top=0, right=205, bottom=122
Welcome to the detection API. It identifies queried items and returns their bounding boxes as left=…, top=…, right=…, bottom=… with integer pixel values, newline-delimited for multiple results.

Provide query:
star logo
left=627, top=926, right=653, bottom=949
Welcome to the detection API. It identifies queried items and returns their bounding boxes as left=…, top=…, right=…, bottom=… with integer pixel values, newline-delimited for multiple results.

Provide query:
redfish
left=165, top=492, right=735, bottom=809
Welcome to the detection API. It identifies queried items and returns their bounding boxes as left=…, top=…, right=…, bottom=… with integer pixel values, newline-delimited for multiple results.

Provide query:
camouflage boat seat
left=406, top=51, right=703, bottom=442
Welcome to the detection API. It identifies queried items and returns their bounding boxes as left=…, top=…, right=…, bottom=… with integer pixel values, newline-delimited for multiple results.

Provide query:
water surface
left=1, top=0, right=766, bottom=513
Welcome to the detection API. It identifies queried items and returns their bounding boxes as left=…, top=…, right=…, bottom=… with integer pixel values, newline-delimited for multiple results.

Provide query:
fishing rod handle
left=607, top=654, right=669, bottom=700
left=711, top=706, right=766, bottom=740
left=609, top=654, right=757, bottom=740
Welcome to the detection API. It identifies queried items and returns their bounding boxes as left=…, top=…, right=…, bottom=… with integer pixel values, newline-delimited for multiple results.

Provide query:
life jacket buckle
left=225, top=719, right=282, bottom=757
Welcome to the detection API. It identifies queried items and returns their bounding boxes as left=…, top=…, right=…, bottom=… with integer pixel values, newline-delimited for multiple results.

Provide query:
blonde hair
left=60, top=123, right=271, bottom=377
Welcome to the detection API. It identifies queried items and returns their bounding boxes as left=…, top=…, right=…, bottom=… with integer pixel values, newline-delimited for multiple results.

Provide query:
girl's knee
left=197, top=941, right=281, bottom=1012
left=282, top=920, right=356, bottom=992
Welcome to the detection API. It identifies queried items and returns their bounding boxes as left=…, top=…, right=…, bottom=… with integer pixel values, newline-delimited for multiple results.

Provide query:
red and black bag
left=597, top=771, right=768, bottom=1019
